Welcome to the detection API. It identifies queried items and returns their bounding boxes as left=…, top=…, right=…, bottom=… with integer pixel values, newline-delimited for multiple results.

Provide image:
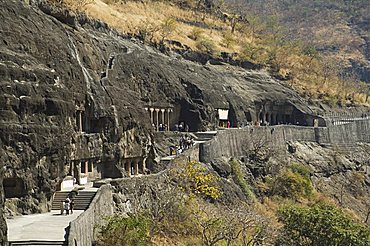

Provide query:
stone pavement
left=7, top=210, right=83, bottom=242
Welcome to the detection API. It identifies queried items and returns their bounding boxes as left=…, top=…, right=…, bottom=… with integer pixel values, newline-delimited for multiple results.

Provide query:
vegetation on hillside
left=96, top=160, right=370, bottom=245
left=97, top=160, right=275, bottom=245
left=48, top=0, right=370, bottom=107
left=40, top=1, right=370, bottom=241
left=226, top=0, right=370, bottom=87
left=277, top=202, right=370, bottom=245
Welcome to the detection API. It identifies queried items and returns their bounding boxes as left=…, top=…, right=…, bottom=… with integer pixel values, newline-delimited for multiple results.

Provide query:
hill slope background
left=56, top=0, right=370, bottom=107
left=226, top=0, right=370, bottom=83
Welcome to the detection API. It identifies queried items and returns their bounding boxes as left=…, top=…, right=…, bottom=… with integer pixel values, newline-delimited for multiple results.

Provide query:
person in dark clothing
left=60, top=200, right=64, bottom=215
left=64, top=197, right=70, bottom=215
left=70, top=199, right=75, bottom=214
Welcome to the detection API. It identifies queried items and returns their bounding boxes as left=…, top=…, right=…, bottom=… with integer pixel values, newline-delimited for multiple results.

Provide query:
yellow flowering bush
left=174, top=160, right=221, bottom=200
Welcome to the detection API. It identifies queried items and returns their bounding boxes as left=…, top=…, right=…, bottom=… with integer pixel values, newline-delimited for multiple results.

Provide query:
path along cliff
left=0, top=0, right=370, bottom=244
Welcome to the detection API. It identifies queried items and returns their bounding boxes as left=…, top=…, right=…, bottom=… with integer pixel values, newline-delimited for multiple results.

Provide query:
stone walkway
left=7, top=210, right=83, bottom=242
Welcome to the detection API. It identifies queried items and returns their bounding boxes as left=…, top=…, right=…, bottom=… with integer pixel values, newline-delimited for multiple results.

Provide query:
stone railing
left=321, top=112, right=370, bottom=126
left=200, top=119, right=370, bottom=163
left=67, top=185, right=113, bottom=246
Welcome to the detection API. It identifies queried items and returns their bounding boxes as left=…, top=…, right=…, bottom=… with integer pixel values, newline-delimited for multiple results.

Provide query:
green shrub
left=230, top=159, right=256, bottom=201
left=289, top=162, right=311, bottom=179
left=97, top=215, right=150, bottom=246
left=277, top=202, right=370, bottom=246
left=195, top=37, right=216, bottom=54
left=269, top=163, right=313, bottom=200
left=239, top=42, right=269, bottom=64
left=159, top=17, right=177, bottom=42
left=221, top=31, right=235, bottom=48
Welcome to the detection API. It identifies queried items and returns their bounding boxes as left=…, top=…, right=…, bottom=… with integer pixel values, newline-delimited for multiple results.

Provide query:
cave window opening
left=88, top=160, right=93, bottom=172
left=81, top=161, right=86, bottom=174
left=82, top=111, right=87, bottom=132
left=227, top=105, right=238, bottom=128
left=270, top=113, right=275, bottom=125
left=3, top=178, right=25, bottom=198
left=259, top=112, right=264, bottom=124
left=76, top=106, right=98, bottom=133
left=131, top=161, right=135, bottom=176
left=245, top=111, right=252, bottom=123
left=286, top=115, right=291, bottom=124
left=76, top=110, right=83, bottom=132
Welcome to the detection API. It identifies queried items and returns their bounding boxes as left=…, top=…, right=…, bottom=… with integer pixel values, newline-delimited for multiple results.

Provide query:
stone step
left=51, top=191, right=96, bottom=210
left=9, top=240, right=67, bottom=246
left=193, top=131, right=217, bottom=142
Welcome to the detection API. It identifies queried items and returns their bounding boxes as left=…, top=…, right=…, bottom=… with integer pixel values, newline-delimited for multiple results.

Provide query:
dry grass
left=85, top=0, right=234, bottom=52
left=61, top=0, right=369, bottom=106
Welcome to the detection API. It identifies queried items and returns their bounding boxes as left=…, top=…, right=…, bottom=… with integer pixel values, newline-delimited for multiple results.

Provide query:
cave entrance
left=259, top=112, right=264, bottom=124
left=178, top=101, right=202, bottom=132
left=3, top=178, right=25, bottom=198
left=265, top=113, right=270, bottom=125
left=245, top=111, right=252, bottom=123
left=227, top=105, right=238, bottom=128
left=103, top=161, right=122, bottom=179
left=75, top=101, right=102, bottom=134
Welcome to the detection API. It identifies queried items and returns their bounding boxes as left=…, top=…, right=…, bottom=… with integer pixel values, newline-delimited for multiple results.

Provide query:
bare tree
left=194, top=202, right=275, bottom=245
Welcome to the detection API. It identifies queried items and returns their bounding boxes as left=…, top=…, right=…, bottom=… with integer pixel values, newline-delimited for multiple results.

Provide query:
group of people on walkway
left=169, top=134, right=195, bottom=156
left=174, top=122, right=189, bottom=132
left=60, top=193, right=76, bottom=215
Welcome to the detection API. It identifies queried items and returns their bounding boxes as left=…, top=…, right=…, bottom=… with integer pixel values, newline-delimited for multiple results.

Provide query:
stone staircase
left=9, top=240, right=67, bottom=246
left=193, top=131, right=218, bottom=143
left=51, top=191, right=96, bottom=210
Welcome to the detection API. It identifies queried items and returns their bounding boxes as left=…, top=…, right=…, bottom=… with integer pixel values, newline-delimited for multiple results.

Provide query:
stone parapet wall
left=67, top=185, right=113, bottom=246
left=200, top=120, right=370, bottom=162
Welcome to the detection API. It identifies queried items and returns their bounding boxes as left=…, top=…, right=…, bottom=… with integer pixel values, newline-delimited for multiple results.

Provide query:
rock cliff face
left=1, top=0, right=363, bottom=243
left=0, top=0, right=154, bottom=218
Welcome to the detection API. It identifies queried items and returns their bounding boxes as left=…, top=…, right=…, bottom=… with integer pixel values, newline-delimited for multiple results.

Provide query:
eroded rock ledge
left=1, top=1, right=369, bottom=243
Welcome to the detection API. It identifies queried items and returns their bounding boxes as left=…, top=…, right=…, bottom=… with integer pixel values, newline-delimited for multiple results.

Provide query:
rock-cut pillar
left=73, top=161, right=81, bottom=185
left=78, top=111, right=82, bottom=132
left=141, top=159, right=146, bottom=174
left=149, top=108, right=154, bottom=124
left=134, top=159, right=139, bottom=175
left=161, top=109, right=165, bottom=126
left=155, top=108, right=160, bottom=131
left=167, top=108, right=172, bottom=131
left=125, top=160, right=131, bottom=177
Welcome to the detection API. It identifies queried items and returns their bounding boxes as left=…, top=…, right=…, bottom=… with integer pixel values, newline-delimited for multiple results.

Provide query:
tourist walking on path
left=60, top=200, right=64, bottom=215
left=70, top=199, right=75, bottom=214
left=64, top=198, right=70, bottom=215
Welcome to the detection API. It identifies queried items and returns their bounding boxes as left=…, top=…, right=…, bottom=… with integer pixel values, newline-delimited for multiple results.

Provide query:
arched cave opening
left=245, top=111, right=252, bottom=123
left=227, top=104, right=238, bottom=127
left=3, top=177, right=25, bottom=198
left=177, top=100, right=202, bottom=131
left=259, top=112, right=264, bottom=122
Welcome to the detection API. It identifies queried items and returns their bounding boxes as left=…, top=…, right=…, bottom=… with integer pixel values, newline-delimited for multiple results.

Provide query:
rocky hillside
left=0, top=0, right=369, bottom=244
left=0, top=0, right=309, bottom=222
left=63, top=0, right=370, bottom=106
left=227, top=0, right=370, bottom=83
